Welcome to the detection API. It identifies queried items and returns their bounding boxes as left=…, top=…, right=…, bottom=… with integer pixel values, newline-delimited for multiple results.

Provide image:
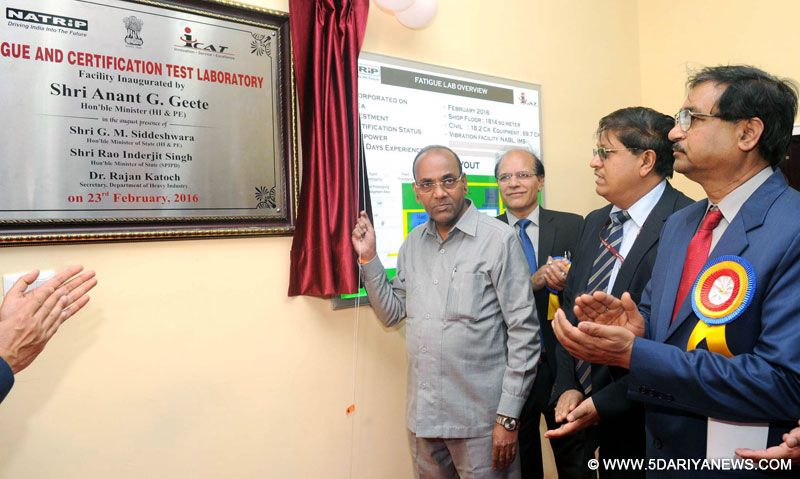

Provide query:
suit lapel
left=575, top=205, right=612, bottom=295
left=659, top=202, right=706, bottom=341
left=665, top=169, right=787, bottom=341
left=612, top=184, right=676, bottom=297
left=538, top=208, right=556, bottom=267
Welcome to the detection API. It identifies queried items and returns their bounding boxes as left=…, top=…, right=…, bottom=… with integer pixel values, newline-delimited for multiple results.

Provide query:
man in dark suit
left=554, top=66, right=800, bottom=478
left=495, top=148, right=584, bottom=479
left=547, top=107, right=692, bottom=478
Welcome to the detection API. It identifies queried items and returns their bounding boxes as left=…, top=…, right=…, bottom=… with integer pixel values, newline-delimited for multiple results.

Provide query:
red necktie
left=671, top=207, right=724, bottom=323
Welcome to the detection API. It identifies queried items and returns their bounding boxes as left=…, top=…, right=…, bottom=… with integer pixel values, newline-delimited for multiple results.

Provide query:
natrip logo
left=6, top=7, right=88, bottom=30
left=358, top=65, right=380, bottom=81
left=123, top=16, right=143, bottom=46
left=176, top=27, right=233, bottom=55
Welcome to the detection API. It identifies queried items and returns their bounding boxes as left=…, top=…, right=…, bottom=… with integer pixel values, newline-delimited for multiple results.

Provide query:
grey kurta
left=361, top=201, right=540, bottom=438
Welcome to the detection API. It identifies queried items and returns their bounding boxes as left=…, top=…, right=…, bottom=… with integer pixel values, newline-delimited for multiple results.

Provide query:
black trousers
left=519, top=359, right=587, bottom=479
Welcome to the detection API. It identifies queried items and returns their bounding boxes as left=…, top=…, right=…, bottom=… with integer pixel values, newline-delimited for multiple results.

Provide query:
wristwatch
left=496, top=414, right=519, bottom=431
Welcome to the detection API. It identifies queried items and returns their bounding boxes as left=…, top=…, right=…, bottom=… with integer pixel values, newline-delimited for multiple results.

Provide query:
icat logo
left=177, top=27, right=232, bottom=54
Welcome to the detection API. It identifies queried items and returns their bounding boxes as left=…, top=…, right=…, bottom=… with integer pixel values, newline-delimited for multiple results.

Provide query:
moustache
left=672, top=142, right=686, bottom=154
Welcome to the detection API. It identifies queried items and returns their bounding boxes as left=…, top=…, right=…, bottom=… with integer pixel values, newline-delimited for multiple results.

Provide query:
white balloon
left=373, top=0, right=415, bottom=12
left=395, top=0, right=438, bottom=29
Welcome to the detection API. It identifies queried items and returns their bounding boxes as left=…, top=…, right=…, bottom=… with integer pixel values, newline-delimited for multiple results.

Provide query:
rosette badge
left=691, top=255, right=756, bottom=326
left=545, top=256, right=571, bottom=320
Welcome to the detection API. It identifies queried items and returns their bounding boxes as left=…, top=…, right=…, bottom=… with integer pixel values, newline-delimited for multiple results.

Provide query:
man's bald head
left=412, top=145, right=462, bottom=181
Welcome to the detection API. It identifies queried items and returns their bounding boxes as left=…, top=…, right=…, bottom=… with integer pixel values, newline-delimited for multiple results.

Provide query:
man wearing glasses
left=554, top=66, right=800, bottom=475
left=352, top=145, right=540, bottom=479
left=494, top=148, right=585, bottom=479
left=548, top=107, right=692, bottom=478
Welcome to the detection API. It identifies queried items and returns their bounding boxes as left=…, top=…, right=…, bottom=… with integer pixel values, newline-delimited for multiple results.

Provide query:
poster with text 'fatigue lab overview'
left=357, top=52, right=542, bottom=274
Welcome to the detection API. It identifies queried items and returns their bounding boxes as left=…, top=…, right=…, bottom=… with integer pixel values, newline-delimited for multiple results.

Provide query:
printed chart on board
left=356, top=52, right=542, bottom=281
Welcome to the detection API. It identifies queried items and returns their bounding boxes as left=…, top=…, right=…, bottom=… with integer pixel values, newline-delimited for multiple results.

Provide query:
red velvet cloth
left=288, top=0, right=370, bottom=296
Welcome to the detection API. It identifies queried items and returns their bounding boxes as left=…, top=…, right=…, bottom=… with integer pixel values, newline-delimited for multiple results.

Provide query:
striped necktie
left=575, top=209, right=630, bottom=395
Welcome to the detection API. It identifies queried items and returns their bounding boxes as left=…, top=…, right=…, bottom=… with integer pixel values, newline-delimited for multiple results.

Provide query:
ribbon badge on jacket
left=545, top=256, right=571, bottom=320
left=687, top=255, right=756, bottom=357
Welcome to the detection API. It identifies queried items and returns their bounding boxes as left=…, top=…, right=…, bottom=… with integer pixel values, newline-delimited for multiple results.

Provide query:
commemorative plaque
left=0, top=0, right=297, bottom=244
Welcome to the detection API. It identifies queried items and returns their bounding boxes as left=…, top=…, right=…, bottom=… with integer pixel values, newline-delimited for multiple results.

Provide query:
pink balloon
left=395, top=0, right=438, bottom=29
left=373, top=0, right=415, bottom=12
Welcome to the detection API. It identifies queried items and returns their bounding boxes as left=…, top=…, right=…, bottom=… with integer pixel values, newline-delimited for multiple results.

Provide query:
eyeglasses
left=674, top=109, right=723, bottom=132
left=415, top=174, right=463, bottom=193
left=497, top=171, right=538, bottom=183
left=592, top=147, right=639, bottom=160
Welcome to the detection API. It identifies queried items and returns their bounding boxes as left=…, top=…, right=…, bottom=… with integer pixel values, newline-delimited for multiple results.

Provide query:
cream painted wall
left=0, top=238, right=411, bottom=478
left=637, top=0, right=800, bottom=200
left=366, top=0, right=643, bottom=216
left=0, top=1, right=645, bottom=478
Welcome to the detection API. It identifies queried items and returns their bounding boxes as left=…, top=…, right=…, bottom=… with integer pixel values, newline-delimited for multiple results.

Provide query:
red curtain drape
left=288, top=0, right=370, bottom=296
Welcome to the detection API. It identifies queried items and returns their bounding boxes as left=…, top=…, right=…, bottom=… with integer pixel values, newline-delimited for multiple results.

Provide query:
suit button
left=653, top=439, right=662, bottom=449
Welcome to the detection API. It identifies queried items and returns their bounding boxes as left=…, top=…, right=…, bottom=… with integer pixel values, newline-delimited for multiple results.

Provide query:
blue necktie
left=517, top=218, right=544, bottom=349
left=575, top=209, right=630, bottom=396
left=516, top=218, right=537, bottom=274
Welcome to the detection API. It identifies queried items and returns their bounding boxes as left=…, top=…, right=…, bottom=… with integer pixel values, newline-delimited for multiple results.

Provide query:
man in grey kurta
left=352, top=145, right=540, bottom=479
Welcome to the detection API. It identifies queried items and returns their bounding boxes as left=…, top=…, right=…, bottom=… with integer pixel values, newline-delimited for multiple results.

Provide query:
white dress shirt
left=607, top=179, right=666, bottom=292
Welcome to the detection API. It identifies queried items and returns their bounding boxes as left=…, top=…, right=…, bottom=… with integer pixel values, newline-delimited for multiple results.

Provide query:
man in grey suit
left=352, top=145, right=540, bottom=479
left=495, top=148, right=584, bottom=479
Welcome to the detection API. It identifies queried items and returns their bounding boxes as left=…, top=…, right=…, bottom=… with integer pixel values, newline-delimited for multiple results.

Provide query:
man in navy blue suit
left=554, top=65, right=800, bottom=477
left=0, top=266, right=96, bottom=404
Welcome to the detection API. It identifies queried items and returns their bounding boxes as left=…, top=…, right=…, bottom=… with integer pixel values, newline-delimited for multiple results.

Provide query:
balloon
left=395, top=0, right=437, bottom=29
left=373, top=0, right=415, bottom=12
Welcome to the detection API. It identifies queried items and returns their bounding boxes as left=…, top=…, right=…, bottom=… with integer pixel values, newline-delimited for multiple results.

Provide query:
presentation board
left=336, top=53, right=542, bottom=307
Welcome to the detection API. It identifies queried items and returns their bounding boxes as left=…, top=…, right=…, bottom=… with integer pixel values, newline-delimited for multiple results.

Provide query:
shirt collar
left=611, top=179, right=666, bottom=228
left=712, top=166, right=773, bottom=222
left=423, top=199, right=479, bottom=238
left=505, top=204, right=540, bottom=228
